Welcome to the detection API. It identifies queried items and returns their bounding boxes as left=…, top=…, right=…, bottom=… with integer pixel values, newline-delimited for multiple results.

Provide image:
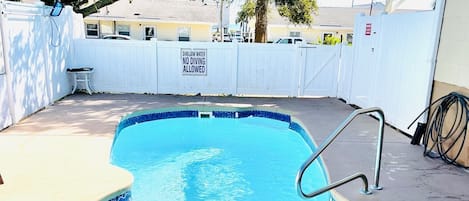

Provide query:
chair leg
left=71, top=73, right=77, bottom=94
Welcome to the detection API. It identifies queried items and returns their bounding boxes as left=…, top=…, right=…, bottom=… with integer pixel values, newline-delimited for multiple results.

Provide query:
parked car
left=212, top=32, right=220, bottom=42
left=275, top=37, right=304, bottom=44
left=212, top=33, right=232, bottom=42
left=231, top=34, right=243, bottom=42
left=102, top=34, right=131, bottom=40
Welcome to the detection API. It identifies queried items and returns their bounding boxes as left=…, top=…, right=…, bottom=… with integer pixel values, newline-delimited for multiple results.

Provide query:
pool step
left=198, top=111, right=213, bottom=118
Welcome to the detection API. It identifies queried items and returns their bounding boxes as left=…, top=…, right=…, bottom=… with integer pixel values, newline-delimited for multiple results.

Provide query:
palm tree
left=255, top=0, right=268, bottom=43
left=237, top=0, right=318, bottom=43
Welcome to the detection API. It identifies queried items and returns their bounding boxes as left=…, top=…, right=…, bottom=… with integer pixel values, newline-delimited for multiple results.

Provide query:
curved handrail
left=296, top=107, right=385, bottom=199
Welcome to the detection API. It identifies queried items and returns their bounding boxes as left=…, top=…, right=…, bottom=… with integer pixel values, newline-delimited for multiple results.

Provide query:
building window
left=85, top=23, right=99, bottom=38
left=289, top=31, right=301, bottom=37
left=346, top=33, right=353, bottom=45
left=178, top=27, right=190, bottom=41
left=322, top=32, right=333, bottom=44
left=144, top=26, right=156, bottom=40
left=117, top=25, right=130, bottom=36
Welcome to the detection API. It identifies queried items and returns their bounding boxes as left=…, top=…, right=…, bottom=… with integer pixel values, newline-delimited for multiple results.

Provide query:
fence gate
left=298, top=45, right=340, bottom=97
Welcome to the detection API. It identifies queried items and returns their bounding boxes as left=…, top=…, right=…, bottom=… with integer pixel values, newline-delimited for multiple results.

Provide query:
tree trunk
left=255, top=0, right=268, bottom=43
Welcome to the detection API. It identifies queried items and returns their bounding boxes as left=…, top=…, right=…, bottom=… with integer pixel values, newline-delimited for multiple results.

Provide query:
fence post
left=0, top=1, right=17, bottom=123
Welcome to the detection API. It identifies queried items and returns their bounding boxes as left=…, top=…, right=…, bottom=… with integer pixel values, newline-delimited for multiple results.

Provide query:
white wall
left=434, top=0, right=469, bottom=88
left=345, top=1, right=444, bottom=134
left=0, top=2, right=84, bottom=130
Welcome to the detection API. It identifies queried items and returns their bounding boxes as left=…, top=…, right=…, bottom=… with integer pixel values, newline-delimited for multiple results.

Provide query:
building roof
left=87, top=0, right=220, bottom=24
left=268, top=6, right=382, bottom=28
left=87, top=0, right=420, bottom=28
left=268, top=3, right=419, bottom=28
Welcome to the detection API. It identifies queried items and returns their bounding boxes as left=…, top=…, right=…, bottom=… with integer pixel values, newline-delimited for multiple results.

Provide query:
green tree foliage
left=276, top=0, right=318, bottom=25
left=324, top=35, right=341, bottom=45
left=41, top=0, right=119, bottom=17
left=236, top=0, right=256, bottom=23
left=237, top=0, right=318, bottom=43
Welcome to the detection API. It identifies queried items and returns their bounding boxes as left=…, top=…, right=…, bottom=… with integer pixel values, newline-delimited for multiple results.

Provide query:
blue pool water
left=111, top=111, right=330, bottom=201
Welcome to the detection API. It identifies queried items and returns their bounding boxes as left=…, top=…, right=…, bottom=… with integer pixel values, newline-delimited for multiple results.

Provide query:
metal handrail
left=296, top=107, right=385, bottom=199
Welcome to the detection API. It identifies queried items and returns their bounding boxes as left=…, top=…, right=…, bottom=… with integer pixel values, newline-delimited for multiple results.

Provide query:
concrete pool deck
left=1, top=93, right=468, bottom=201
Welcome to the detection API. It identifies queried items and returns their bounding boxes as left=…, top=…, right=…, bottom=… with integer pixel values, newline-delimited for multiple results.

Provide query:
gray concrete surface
left=2, top=93, right=468, bottom=201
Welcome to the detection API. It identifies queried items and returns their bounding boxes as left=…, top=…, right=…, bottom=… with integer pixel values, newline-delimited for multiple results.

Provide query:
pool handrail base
left=296, top=107, right=385, bottom=199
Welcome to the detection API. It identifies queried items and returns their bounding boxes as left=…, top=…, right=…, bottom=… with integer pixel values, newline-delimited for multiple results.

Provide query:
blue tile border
left=237, top=110, right=291, bottom=122
left=289, top=121, right=315, bottom=151
left=116, top=110, right=198, bottom=134
left=108, top=190, right=131, bottom=201
left=114, top=109, right=299, bottom=150
left=117, top=110, right=291, bottom=134
left=212, top=111, right=236, bottom=118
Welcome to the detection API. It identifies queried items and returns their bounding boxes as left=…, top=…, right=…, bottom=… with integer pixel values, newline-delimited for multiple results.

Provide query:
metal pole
left=219, top=0, right=224, bottom=42
left=372, top=110, right=385, bottom=190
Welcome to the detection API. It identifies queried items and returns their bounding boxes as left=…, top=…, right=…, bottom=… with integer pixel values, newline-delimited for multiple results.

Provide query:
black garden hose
left=409, top=92, right=469, bottom=168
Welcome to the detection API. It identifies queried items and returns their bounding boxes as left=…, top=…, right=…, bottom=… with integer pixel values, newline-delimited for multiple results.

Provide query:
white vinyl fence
left=299, top=45, right=341, bottom=97
left=342, top=0, right=445, bottom=134
left=70, top=40, right=346, bottom=97
left=0, top=1, right=445, bottom=136
left=0, top=2, right=84, bottom=130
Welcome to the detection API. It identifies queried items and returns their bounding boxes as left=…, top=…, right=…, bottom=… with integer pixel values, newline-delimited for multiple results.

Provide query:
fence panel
left=71, top=39, right=158, bottom=93
left=337, top=45, right=354, bottom=102
left=0, top=13, right=12, bottom=129
left=349, top=14, right=382, bottom=109
left=237, top=43, right=299, bottom=96
left=157, top=41, right=238, bottom=95
left=373, top=11, right=440, bottom=134
left=47, top=7, right=83, bottom=101
left=0, top=76, right=11, bottom=130
left=4, top=3, right=79, bottom=126
left=8, top=6, right=50, bottom=121
left=299, top=45, right=340, bottom=97
left=349, top=6, right=443, bottom=134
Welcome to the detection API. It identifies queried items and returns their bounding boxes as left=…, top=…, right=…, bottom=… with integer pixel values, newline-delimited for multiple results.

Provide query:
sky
left=317, top=0, right=436, bottom=10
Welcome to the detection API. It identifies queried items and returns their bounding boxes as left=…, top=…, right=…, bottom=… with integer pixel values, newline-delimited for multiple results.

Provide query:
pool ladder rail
left=296, top=107, right=385, bottom=199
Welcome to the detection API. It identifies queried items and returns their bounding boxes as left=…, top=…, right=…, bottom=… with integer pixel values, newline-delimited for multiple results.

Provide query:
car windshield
left=103, top=35, right=130, bottom=40
left=276, top=38, right=291, bottom=44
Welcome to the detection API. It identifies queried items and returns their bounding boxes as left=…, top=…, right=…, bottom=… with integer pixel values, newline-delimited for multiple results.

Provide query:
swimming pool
left=111, top=108, right=331, bottom=201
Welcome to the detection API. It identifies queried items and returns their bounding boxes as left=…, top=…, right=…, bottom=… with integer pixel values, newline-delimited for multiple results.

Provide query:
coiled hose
left=409, top=92, right=469, bottom=168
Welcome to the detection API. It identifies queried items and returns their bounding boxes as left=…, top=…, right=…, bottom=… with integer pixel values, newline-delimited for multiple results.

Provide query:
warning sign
left=181, top=48, right=207, bottom=76
left=365, top=23, right=372, bottom=36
